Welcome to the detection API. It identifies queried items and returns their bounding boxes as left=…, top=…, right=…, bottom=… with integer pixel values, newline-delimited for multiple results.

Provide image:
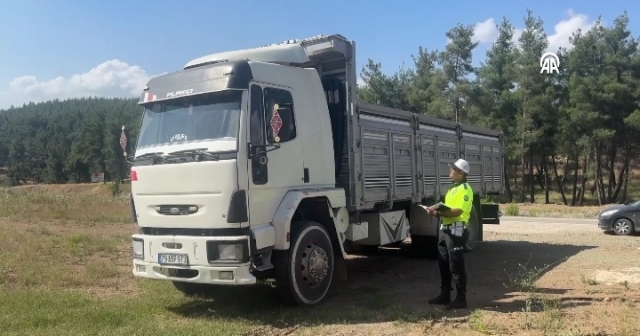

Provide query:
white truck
left=123, top=34, right=504, bottom=306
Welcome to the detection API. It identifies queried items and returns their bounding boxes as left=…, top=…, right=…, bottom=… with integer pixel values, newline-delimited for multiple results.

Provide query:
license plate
left=158, top=253, right=189, bottom=265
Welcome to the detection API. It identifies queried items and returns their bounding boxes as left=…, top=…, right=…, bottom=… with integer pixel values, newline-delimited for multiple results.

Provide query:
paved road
left=500, top=216, right=598, bottom=225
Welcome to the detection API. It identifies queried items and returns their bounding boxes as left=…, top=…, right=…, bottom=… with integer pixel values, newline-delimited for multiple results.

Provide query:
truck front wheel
left=274, top=220, right=335, bottom=305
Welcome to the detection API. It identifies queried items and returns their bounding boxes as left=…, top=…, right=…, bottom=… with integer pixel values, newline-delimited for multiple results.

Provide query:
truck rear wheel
left=410, top=235, right=439, bottom=260
left=274, top=220, right=335, bottom=305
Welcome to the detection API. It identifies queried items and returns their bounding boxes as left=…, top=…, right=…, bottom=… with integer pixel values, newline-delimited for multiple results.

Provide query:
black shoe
left=446, top=287, right=467, bottom=310
left=428, top=287, right=451, bottom=305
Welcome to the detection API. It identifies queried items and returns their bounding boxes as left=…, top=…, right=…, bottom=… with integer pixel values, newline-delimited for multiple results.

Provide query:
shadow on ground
left=167, top=240, right=596, bottom=330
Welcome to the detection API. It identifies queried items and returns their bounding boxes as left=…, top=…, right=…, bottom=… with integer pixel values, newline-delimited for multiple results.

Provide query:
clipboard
left=418, top=202, right=451, bottom=212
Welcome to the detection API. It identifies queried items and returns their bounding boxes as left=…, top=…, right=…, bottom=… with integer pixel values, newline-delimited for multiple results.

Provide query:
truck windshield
left=137, top=90, right=241, bottom=149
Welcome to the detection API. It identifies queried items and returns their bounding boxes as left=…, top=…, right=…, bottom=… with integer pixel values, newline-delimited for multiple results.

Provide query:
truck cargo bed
left=270, top=33, right=505, bottom=211
left=342, top=103, right=504, bottom=211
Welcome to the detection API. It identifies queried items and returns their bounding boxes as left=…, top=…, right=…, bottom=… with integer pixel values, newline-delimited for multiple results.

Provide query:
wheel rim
left=614, top=220, right=631, bottom=234
left=290, top=225, right=334, bottom=305
left=300, top=240, right=330, bottom=288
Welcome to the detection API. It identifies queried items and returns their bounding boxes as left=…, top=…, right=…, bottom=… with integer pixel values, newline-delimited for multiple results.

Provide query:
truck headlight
left=132, top=239, right=144, bottom=259
left=218, top=244, right=244, bottom=261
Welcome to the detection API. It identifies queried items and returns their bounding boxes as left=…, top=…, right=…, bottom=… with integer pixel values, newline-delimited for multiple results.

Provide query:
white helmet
left=449, top=159, right=470, bottom=174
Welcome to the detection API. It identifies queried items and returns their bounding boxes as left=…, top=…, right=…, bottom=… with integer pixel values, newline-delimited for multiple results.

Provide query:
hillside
left=0, top=97, right=140, bottom=185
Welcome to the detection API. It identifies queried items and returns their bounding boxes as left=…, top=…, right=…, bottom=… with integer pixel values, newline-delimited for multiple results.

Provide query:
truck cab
left=129, top=35, right=357, bottom=305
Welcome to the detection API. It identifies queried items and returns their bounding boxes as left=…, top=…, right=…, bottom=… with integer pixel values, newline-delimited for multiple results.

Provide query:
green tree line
left=358, top=10, right=640, bottom=206
left=0, top=97, right=140, bottom=185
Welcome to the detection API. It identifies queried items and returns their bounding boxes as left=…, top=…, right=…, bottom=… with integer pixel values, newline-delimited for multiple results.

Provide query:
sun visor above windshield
left=184, top=34, right=354, bottom=70
left=138, top=60, right=253, bottom=105
left=185, top=43, right=311, bottom=69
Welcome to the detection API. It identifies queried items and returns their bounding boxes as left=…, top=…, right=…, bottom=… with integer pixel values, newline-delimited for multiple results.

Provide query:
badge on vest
left=464, top=195, right=469, bottom=201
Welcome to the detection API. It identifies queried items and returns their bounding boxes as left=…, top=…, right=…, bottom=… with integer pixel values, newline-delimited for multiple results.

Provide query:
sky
left=0, top=0, right=638, bottom=110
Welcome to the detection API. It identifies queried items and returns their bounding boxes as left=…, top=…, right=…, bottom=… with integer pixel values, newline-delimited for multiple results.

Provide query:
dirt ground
left=288, top=219, right=640, bottom=336
left=2, top=217, right=640, bottom=336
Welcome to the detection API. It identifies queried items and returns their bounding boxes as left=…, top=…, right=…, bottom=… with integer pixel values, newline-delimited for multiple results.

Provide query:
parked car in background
left=598, top=200, right=640, bottom=235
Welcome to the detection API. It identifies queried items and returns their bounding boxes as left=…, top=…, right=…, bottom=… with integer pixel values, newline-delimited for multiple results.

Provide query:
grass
left=0, top=287, right=427, bottom=335
left=0, top=186, right=433, bottom=336
left=0, top=184, right=131, bottom=223
left=498, top=203, right=604, bottom=218
left=501, top=259, right=577, bottom=334
left=468, top=310, right=507, bottom=335
left=0, top=223, right=130, bottom=291
left=488, top=189, right=611, bottom=218
left=581, top=275, right=599, bottom=286
left=1, top=183, right=639, bottom=335
left=493, top=177, right=640, bottom=218
left=0, top=284, right=253, bottom=336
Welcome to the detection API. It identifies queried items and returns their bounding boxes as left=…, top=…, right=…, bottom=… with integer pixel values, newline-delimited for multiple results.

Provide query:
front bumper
left=598, top=217, right=613, bottom=231
left=131, top=233, right=257, bottom=285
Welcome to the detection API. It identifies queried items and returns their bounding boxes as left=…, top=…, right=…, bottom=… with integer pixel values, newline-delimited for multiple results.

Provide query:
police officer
left=425, top=158, right=473, bottom=310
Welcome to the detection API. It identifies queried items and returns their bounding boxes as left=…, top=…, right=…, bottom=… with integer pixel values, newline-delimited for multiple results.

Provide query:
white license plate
left=158, top=253, right=189, bottom=265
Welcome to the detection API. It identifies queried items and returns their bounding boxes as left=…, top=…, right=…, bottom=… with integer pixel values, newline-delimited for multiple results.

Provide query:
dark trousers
left=437, top=227, right=468, bottom=290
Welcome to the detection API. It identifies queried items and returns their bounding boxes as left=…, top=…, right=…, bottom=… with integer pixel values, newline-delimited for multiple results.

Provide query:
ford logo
left=169, top=207, right=180, bottom=215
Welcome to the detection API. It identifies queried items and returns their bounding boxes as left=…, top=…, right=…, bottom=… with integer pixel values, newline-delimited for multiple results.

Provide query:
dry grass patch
left=0, top=186, right=131, bottom=223
left=13, top=183, right=131, bottom=195
left=495, top=185, right=640, bottom=218
left=0, top=220, right=136, bottom=296
left=499, top=202, right=604, bottom=218
left=468, top=310, right=507, bottom=334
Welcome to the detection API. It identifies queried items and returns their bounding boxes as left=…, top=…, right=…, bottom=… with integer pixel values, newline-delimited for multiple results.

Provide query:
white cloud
left=357, top=77, right=365, bottom=86
left=512, top=28, right=524, bottom=44
left=0, top=59, right=154, bottom=109
left=472, top=9, right=595, bottom=51
left=473, top=18, right=499, bottom=44
left=546, top=8, right=595, bottom=52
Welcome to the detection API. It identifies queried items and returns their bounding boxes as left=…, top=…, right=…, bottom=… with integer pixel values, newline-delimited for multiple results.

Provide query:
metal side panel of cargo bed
left=350, top=103, right=505, bottom=211
left=414, top=116, right=504, bottom=201
left=458, top=122, right=504, bottom=197
left=356, top=103, right=419, bottom=209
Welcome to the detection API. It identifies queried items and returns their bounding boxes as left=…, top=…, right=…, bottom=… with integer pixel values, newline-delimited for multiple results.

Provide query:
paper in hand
left=432, top=202, right=451, bottom=211
left=418, top=202, right=451, bottom=212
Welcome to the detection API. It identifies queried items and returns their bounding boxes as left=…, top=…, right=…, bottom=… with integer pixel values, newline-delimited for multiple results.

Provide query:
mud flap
left=335, top=255, right=348, bottom=281
left=481, top=203, right=500, bottom=225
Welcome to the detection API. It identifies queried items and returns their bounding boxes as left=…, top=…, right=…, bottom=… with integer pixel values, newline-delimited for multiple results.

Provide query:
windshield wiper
left=134, top=152, right=169, bottom=163
left=166, top=148, right=220, bottom=161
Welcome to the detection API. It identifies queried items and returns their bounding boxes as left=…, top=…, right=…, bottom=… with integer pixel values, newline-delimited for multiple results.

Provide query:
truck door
left=247, top=84, right=304, bottom=226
